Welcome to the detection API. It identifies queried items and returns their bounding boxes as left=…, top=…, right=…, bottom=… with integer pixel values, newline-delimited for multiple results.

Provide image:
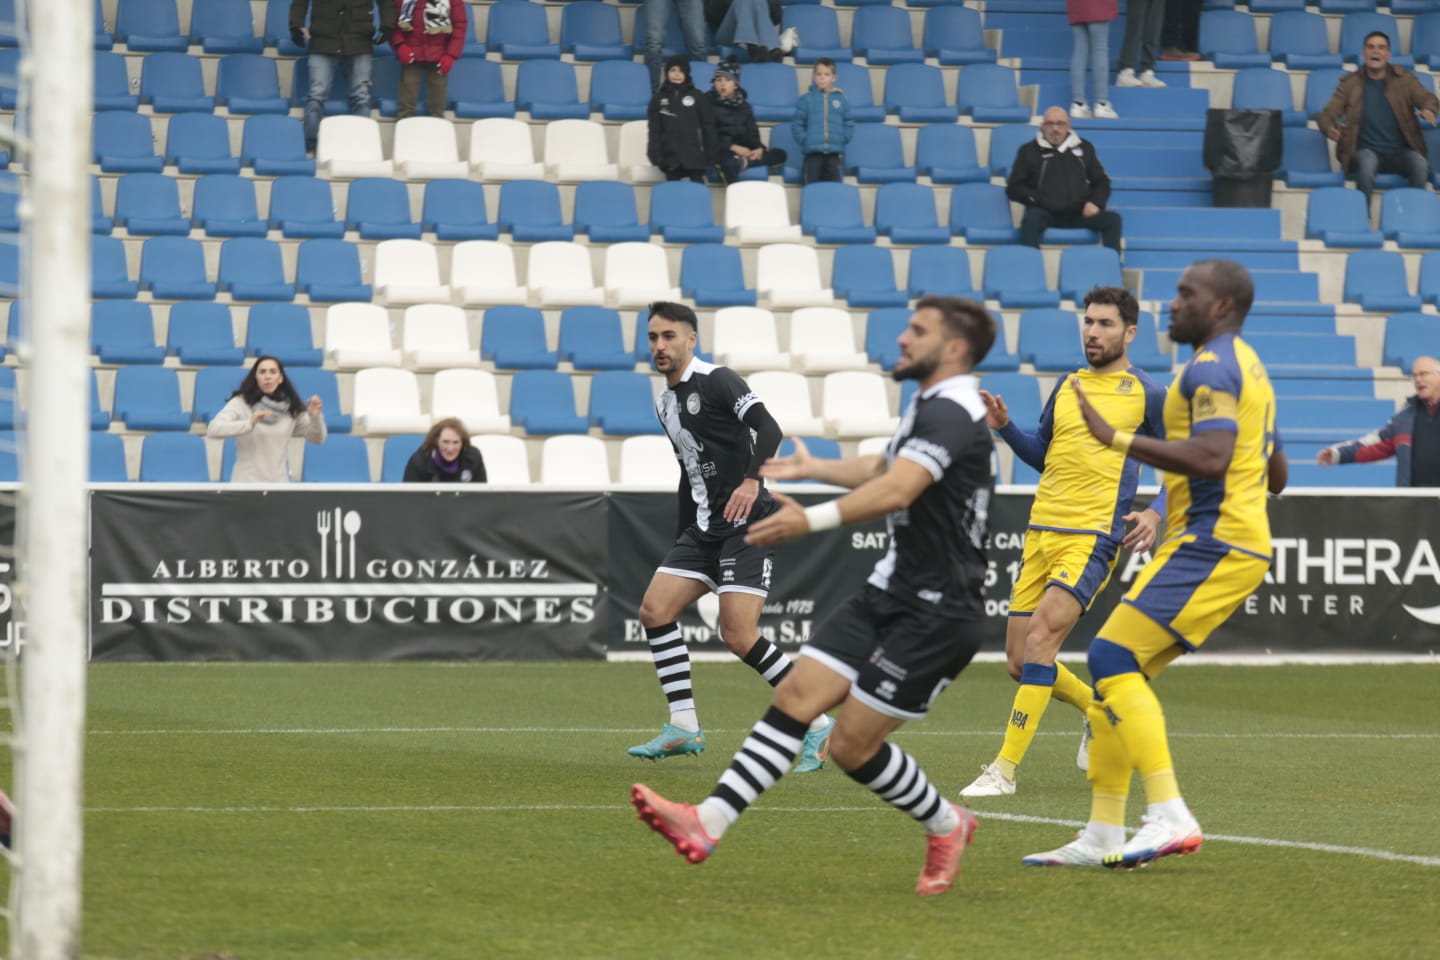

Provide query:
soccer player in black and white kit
left=628, top=302, right=835, bottom=771
left=632, top=296, right=997, bottom=895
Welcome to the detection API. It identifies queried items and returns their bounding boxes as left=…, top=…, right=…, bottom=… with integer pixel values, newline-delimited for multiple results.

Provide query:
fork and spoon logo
left=316, top=508, right=363, bottom=579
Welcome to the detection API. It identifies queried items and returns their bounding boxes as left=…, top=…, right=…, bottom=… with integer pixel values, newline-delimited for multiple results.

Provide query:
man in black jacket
left=291, top=0, right=397, bottom=154
left=1006, top=106, right=1123, bottom=253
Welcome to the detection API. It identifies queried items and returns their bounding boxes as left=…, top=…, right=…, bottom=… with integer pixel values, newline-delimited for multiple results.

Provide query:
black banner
left=0, top=496, right=17, bottom=656
left=90, top=490, right=608, bottom=661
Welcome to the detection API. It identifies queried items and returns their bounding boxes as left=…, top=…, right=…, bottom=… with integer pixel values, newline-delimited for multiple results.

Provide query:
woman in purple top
left=403, top=417, right=487, bottom=483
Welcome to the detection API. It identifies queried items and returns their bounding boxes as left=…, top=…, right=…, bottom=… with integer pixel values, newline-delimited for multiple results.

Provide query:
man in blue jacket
left=1319, top=356, right=1440, bottom=486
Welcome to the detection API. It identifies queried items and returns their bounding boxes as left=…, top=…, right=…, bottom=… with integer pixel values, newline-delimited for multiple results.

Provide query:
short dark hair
left=814, top=57, right=836, bottom=71
left=648, top=300, right=698, bottom=331
left=916, top=296, right=996, bottom=369
left=1193, top=259, right=1255, bottom=322
left=1363, top=30, right=1391, bottom=48
left=1083, top=286, right=1140, bottom=327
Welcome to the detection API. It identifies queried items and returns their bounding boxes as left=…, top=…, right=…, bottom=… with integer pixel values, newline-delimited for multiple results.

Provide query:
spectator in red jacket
left=390, top=0, right=467, bottom=120
left=1319, top=356, right=1440, bottom=487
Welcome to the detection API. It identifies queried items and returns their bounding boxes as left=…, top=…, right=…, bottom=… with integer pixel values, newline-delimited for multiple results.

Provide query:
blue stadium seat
left=1230, top=68, right=1306, bottom=126
left=1248, top=333, right=1361, bottom=378
left=0, top=49, right=17, bottom=109
left=852, top=6, right=924, bottom=64
left=193, top=174, right=267, bottom=237
left=1280, top=127, right=1344, bottom=188
left=296, top=239, right=371, bottom=302
left=381, top=434, right=426, bottom=482
left=1303, top=69, right=1348, bottom=121
left=497, top=180, right=574, bottom=241
left=510, top=370, right=589, bottom=434
left=515, top=59, right=590, bottom=119
left=481, top=305, right=560, bottom=369
left=241, top=115, right=316, bottom=176
left=191, top=0, right=264, bottom=52
left=831, top=245, right=907, bottom=307
left=800, top=182, right=876, bottom=243
left=1268, top=11, right=1342, bottom=69
left=650, top=181, right=724, bottom=243
left=923, top=6, right=996, bottom=65
left=1339, top=13, right=1408, bottom=66
left=1276, top=397, right=1395, bottom=443
left=1249, top=0, right=1307, bottom=12
left=978, top=372, right=1043, bottom=431
left=1285, top=461, right=1395, bottom=489
left=950, top=182, right=1020, bottom=244
left=884, top=63, right=958, bottom=122
left=1058, top=246, right=1123, bottom=302
left=574, top=181, right=648, bottom=243
left=90, top=433, right=129, bottom=482
left=191, top=365, right=248, bottom=422
left=114, top=173, right=189, bottom=235
left=165, top=113, right=242, bottom=174
left=1018, top=309, right=1084, bottom=370
left=915, top=125, right=987, bottom=183
left=589, top=371, right=663, bottom=435
left=245, top=303, right=325, bottom=366
left=422, top=179, right=500, bottom=241
left=956, top=64, right=1030, bottom=122
left=1198, top=11, right=1272, bottom=68
left=784, top=6, right=849, bottom=64
left=1381, top=311, right=1440, bottom=370
left=91, top=300, right=164, bottom=364
left=1413, top=14, right=1440, bottom=70
left=779, top=436, right=842, bottom=459
left=561, top=2, right=631, bottom=60
left=0, top=241, right=14, bottom=297
left=114, top=366, right=191, bottom=431
left=93, top=111, right=164, bottom=172
left=559, top=307, right=634, bottom=370
left=864, top=307, right=908, bottom=368
left=1127, top=311, right=1174, bottom=373
left=875, top=182, right=950, bottom=244
left=116, top=0, right=189, bottom=51
left=94, top=51, right=139, bottom=110
left=589, top=60, right=650, bottom=121
left=139, top=53, right=216, bottom=113
left=345, top=178, right=422, bottom=240
left=743, top=63, right=802, bottom=122
left=90, top=176, right=114, bottom=234
left=370, top=59, right=408, bottom=118
left=287, top=367, right=352, bottom=432
left=267, top=176, right=344, bottom=238
left=448, top=59, right=516, bottom=118
left=487, top=1, right=561, bottom=59
left=1381, top=189, right=1440, bottom=248
left=141, top=236, right=217, bottom=300
left=832, top=63, right=885, bottom=122
left=302, top=435, right=371, bottom=482
left=0, top=172, right=17, bottom=231
left=263, top=0, right=304, bottom=54
left=167, top=302, right=245, bottom=365
left=1306, top=187, right=1382, bottom=247
left=845, top=124, right=916, bottom=182
left=216, top=54, right=289, bottom=114
left=984, top=247, right=1061, bottom=308
left=1420, top=252, right=1440, bottom=306
left=92, top=235, right=140, bottom=298
left=219, top=237, right=294, bottom=301
left=1344, top=250, right=1422, bottom=312
left=680, top=244, right=755, bottom=306
left=93, top=0, right=115, bottom=49
left=139, top=434, right=210, bottom=481
left=762, top=122, right=804, bottom=183
left=987, top=123, right=1035, bottom=177
left=908, top=245, right=977, bottom=299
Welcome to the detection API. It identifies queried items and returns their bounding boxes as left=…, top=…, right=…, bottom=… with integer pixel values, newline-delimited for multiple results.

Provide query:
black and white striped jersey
left=655, top=358, right=775, bottom=538
left=867, top=374, right=995, bottom=619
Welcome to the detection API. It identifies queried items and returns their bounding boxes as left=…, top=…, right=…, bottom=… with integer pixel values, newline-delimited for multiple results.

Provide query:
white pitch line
left=84, top=726, right=1440, bottom=740
left=79, top=803, right=1440, bottom=868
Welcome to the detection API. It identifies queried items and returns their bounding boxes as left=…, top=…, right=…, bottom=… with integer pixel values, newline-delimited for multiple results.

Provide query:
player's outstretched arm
left=1268, top=446, right=1288, bottom=494
left=746, top=458, right=934, bottom=546
left=1071, top=380, right=1235, bottom=480
left=759, top=436, right=886, bottom=489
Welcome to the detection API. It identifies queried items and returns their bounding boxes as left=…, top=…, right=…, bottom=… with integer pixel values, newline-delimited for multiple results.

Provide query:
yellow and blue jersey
left=1161, top=332, right=1276, bottom=557
left=999, top=366, right=1167, bottom=541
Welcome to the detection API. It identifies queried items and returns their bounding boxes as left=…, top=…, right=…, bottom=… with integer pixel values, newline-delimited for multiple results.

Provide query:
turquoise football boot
left=627, top=722, right=706, bottom=760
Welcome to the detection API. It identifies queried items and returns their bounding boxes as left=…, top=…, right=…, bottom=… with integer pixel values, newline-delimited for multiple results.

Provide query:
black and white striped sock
left=846, top=742, right=959, bottom=835
left=698, top=706, right=807, bottom=837
left=741, top=636, right=793, bottom=687
left=645, top=622, right=696, bottom=729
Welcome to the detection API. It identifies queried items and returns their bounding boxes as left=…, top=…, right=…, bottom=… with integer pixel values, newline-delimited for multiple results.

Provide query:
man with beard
left=628, top=301, right=834, bottom=772
left=631, top=297, right=996, bottom=896
left=961, top=286, right=1167, bottom=804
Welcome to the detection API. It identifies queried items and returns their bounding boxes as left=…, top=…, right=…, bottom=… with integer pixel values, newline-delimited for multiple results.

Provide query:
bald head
left=1040, top=106, right=1071, bottom=146
left=1414, top=356, right=1440, bottom=403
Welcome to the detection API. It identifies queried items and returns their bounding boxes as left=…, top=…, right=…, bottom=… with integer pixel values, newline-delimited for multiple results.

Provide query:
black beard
left=892, top=355, right=938, bottom=382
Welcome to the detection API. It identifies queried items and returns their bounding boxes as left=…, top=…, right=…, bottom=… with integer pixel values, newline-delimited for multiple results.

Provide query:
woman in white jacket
left=206, top=356, right=326, bottom=482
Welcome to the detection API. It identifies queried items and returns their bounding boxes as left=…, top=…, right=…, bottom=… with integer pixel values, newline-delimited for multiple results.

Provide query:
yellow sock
left=997, top=681, right=1055, bottom=769
left=1050, top=662, right=1094, bottom=711
left=1085, top=700, right=1130, bottom=826
left=1095, top=672, right=1181, bottom=805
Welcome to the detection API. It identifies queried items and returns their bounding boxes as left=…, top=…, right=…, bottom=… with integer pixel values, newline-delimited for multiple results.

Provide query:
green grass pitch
left=19, top=660, right=1440, bottom=959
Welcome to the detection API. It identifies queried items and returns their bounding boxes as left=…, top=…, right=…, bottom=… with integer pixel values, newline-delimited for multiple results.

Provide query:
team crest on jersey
left=1117, top=377, right=1134, bottom=393
left=682, top=95, right=695, bottom=106
left=686, top=393, right=702, bottom=415
left=1193, top=385, right=1218, bottom=418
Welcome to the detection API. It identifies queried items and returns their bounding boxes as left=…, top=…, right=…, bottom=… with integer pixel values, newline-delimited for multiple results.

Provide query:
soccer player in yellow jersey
left=1025, top=259, right=1288, bottom=869
left=961, top=286, right=1167, bottom=800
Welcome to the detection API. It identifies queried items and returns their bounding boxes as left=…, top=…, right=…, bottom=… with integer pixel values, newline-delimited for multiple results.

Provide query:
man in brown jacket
left=1318, top=31, right=1438, bottom=203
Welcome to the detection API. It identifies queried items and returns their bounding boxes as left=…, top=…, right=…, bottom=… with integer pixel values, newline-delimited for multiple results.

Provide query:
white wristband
left=803, top=501, right=842, bottom=532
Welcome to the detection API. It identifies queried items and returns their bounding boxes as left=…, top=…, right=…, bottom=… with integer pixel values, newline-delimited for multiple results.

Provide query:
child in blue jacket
left=790, top=58, right=852, bottom=184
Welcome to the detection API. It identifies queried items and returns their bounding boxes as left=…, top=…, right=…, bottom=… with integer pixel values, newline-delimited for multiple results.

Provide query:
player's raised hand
left=306, top=395, right=323, bottom=418
left=744, top=490, right=810, bottom=546
left=978, top=390, right=1009, bottom=429
left=759, top=437, right=812, bottom=481
left=1121, top=507, right=1162, bottom=553
left=1069, top=379, right=1115, bottom=446
left=723, top=477, right=760, bottom=523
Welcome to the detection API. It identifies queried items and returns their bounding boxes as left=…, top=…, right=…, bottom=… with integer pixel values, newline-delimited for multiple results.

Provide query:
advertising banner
left=90, top=489, right=608, bottom=661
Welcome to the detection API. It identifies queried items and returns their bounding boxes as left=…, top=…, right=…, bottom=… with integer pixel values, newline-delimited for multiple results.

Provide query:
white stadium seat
left=316, top=116, right=393, bottom=178
left=746, top=370, right=824, bottom=436
left=431, top=369, right=512, bottom=434
left=789, top=307, right=869, bottom=372
left=469, top=118, right=545, bottom=181
left=823, top=371, right=899, bottom=438
left=725, top=181, right=803, bottom=244
left=540, top=434, right=611, bottom=485
left=526, top=241, right=605, bottom=306
left=392, top=117, right=469, bottom=180
left=617, top=120, right=664, bottom=183
left=543, top=119, right=620, bottom=182
left=712, top=307, right=790, bottom=373
left=619, top=435, right=680, bottom=488
left=401, top=304, right=478, bottom=371
left=373, top=239, right=451, bottom=305
left=351, top=367, right=432, bottom=434
left=603, top=242, right=681, bottom=307
left=472, top=434, right=532, bottom=484
left=450, top=240, right=529, bottom=307
left=755, top=244, right=835, bottom=308
left=324, top=302, right=403, bottom=369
